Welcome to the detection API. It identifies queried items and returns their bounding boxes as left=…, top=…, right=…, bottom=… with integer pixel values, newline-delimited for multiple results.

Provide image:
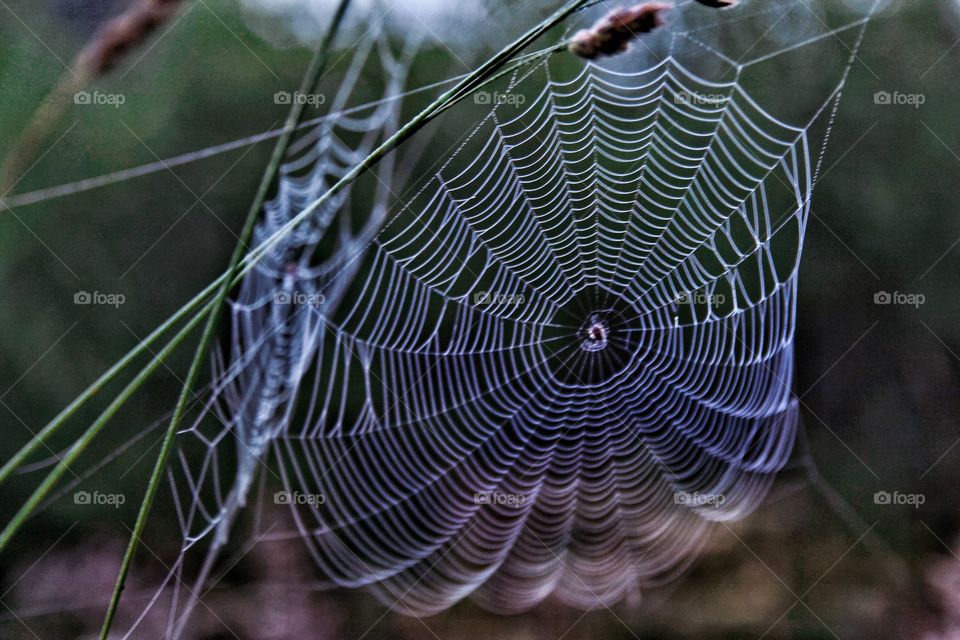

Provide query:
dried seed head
left=568, top=2, right=672, bottom=60
left=569, top=29, right=600, bottom=59
left=74, top=0, right=184, bottom=75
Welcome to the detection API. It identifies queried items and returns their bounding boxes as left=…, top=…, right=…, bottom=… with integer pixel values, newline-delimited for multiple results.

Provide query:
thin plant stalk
left=0, top=278, right=220, bottom=488
left=0, top=32, right=571, bottom=494
left=0, top=0, right=588, bottom=600
left=98, top=2, right=586, bottom=632
left=239, top=0, right=590, bottom=276
left=0, top=0, right=188, bottom=194
left=97, top=1, right=355, bottom=635
left=0, top=0, right=586, bottom=556
left=0, top=301, right=208, bottom=554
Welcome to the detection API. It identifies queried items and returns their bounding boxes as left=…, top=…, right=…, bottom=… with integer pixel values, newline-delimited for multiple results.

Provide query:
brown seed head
left=568, top=3, right=672, bottom=60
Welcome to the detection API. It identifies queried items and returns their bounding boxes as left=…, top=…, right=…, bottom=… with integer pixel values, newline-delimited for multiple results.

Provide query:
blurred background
left=2, top=0, right=960, bottom=638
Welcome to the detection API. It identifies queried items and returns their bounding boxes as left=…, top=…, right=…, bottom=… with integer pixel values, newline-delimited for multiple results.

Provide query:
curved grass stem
left=0, top=301, right=209, bottom=554
left=0, top=15, right=575, bottom=497
left=97, top=1, right=355, bottom=635
left=0, top=279, right=220, bottom=488
left=0, top=1, right=588, bottom=634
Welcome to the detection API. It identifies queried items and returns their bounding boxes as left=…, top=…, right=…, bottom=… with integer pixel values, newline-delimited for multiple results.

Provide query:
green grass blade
left=97, top=2, right=355, bottom=636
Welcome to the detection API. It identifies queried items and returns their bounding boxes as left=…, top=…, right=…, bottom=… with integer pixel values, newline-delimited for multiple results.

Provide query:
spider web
left=110, top=0, right=882, bottom=634
left=286, top=62, right=807, bottom=616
